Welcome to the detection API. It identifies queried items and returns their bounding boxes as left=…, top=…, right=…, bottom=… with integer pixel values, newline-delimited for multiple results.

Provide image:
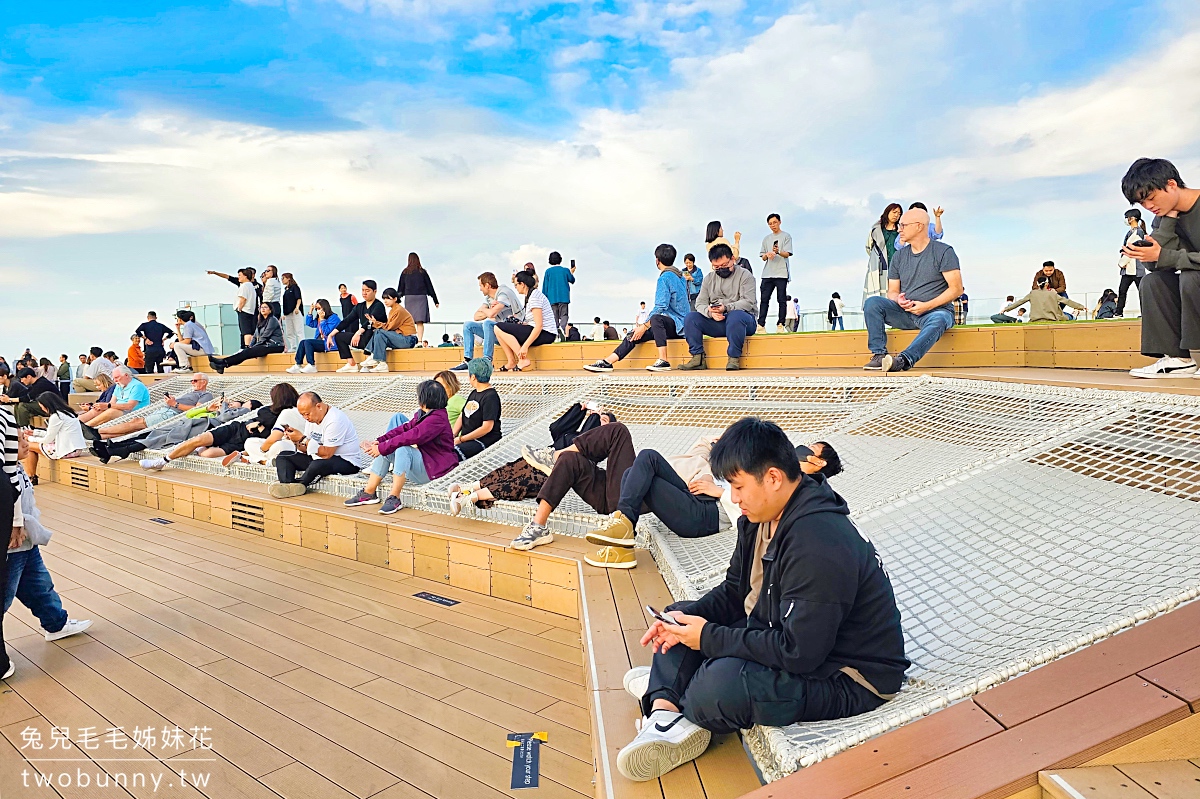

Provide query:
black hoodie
left=676, top=474, right=909, bottom=696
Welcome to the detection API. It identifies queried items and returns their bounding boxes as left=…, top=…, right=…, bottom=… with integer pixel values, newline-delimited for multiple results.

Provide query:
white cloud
left=553, top=40, right=604, bottom=67
left=465, top=25, right=514, bottom=51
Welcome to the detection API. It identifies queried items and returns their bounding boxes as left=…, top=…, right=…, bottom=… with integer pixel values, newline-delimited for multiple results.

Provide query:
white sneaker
left=1129, top=357, right=1198, bottom=379
left=300, top=364, right=318, bottom=373
left=360, top=358, right=379, bottom=368
left=2, top=661, right=13, bottom=680
left=285, top=364, right=302, bottom=374
left=775, top=324, right=785, bottom=334
left=617, top=709, right=711, bottom=781
left=46, top=619, right=93, bottom=642
left=369, top=362, right=390, bottom=373
left=140, top=457, right=168, bottom=471
left=623, top=666, right=651, bottom=701
left=336, top=363, right=360, bottom=373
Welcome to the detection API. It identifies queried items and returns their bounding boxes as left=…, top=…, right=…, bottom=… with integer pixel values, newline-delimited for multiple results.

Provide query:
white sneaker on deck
left=617, top=709, right=711, bottom=781
left=2, top=661, right=13, bottom=680
left=140, top=457, right=168, bottom=471
left=623, top=666, right=651, bottom=701
left=285, top=364, right=302, bottom=374
left=46, top=619, right=93, bottom=642
left=300, top=364, right=318, bottom=373
left=360, top=358, right=379, bottom=368
left=336, top=363, right=360, bottom=373
left=368, top=362, right=390, bottom=373
left=1129, top=357, right=1197, bottom=379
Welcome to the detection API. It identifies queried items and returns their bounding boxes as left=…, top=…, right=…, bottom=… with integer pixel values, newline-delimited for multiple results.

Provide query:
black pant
left=537, top=422, right=635, bottom=515
left=275, top=452, right=360, bottom=486
left=267, top=301, right=282, bottom=321
left=216, top=344, right=284, bottom=368
left=144, top=344, right=167, bottom=374
left=1140, top=269, right=1200, bottom=358
left=334, top=328, right=374, bottom=359
left=495, top=324, right=556, bottom=348
left=642, top=618, right=884, bottom=734
left=612, top=316, right=681, bottom=361
left=758, top=277, right=789, bottom=327
left=0, top=473, right=12, bottom=676
left=455, top=439, right=489, bottom=459
left=617, top=450, right=720, bottom=537
left=105, top=436, right=149, bottom=459
left=237, top=311, right=257, bottom=339
left=1116, top=273, right=1141, bottom=316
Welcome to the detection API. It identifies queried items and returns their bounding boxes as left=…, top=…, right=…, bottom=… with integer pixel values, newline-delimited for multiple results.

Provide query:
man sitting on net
left=582, top=438, right=842, bottom=569
left=79, top=366, right=151, bottom=438
left=613, top=417, right=908, bottom=781
left=93, top=373, right=213, bottom=440
left=862, top=207, right=962, bottom=373
left=269, top=392, right=362, bottom=498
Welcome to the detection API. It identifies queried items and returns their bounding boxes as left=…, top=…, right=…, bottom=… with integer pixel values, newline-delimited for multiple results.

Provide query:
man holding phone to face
left=1121, top=158, right=1200, bottom=379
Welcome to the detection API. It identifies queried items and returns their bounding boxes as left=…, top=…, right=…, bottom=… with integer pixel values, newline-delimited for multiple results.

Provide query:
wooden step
left=1040, top=760, right=1200, bottom=799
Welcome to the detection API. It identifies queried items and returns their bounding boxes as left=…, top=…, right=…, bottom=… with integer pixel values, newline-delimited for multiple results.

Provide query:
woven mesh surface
left=116, top=372, right=1200, bottom=781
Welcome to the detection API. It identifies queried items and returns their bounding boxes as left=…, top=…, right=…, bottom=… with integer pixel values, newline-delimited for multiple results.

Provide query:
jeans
left=368, top=329, right=418, bottom=361
left=616, top=450, right=721, bottom=537
left=275, top=452, right=360, bottom=486
left=295, top=337, right=327, bottom=366
left=831, top=317, right=844, bottom=330
left=3, top=548, right=68, bottom=634
left=462, top=319, right=499, bottom=361
left=369, top=445, right=431, bottom=485
left=758, top=277, right=789, bottom=327
left=990, top=314, right=1019, bottom=324
left=682, top=310, right=758, bottom=357
left=864, top=297, right=955, bottom=366
left=145, top=407, right=181, bottom=427
left=642, top=618, right=884, bottom=734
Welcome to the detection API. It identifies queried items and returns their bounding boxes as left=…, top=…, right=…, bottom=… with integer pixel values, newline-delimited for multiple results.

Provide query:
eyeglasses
left=898, top=221, right=925, bottom=229
left=190, top=379, right=204, bottom=383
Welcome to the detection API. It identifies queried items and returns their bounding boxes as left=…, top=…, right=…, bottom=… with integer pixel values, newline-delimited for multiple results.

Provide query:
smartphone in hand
left=645, top=605, right=677, bottom=625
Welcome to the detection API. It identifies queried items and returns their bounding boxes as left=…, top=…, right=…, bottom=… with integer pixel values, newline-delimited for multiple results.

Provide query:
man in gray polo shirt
left=94, top=373, right=214, bottom=439
left=862, top=208, right=963, bottom=372
left=758, top=213, right=793, bottom=332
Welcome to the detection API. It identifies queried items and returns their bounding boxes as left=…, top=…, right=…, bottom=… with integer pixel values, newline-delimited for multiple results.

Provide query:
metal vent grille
left=69, top=465, right=90, bottom=490
left=231, top=500, right=265, bottom=534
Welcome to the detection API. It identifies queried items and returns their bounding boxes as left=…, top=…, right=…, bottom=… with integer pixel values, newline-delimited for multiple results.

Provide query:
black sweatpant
left=105, top=436, right=149, bottom=459
left=144, top=344, right=167, bottom=374
left=642, top=619, right=884, bottom=734
left=1116, top=273, right=1141, bottom=316
left=217, top=344, right=285, bottom=368
left=616, top=450, right=720, bottom=537
left=536, top=421, right=636, bottom=515
left=612, top=315, right=680, bottom=361
left=334, top=328, right=374, bottom=359
left=758, top=277, right=789, bottom=327
left=1140, top=269, right=1200, bottom=358
left=275, top=452, right=360, bottom=486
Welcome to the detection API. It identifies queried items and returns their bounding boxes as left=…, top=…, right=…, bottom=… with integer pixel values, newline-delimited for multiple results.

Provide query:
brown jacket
left=380, top=304, right=416, bottom=336
left=1032, top=268, right=1066, bottom=293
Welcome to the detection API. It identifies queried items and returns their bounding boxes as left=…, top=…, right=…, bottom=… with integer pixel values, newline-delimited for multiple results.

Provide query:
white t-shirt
left=305, top=406, right=361, bottom=467
left=237, top=282, right=257, bottom=312
left=634, top=308, right=650, bottom=325
left=785, top=299, right=799, bottom=319
left=273, top=408, right=306, bottom=434
left=832, top=298, right=845, bottom=317
left=522, top=289, right=559, bottom=336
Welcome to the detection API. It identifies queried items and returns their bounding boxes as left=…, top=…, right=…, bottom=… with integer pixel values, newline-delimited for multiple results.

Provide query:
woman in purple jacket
left=344, top=380, right=459, bottom=515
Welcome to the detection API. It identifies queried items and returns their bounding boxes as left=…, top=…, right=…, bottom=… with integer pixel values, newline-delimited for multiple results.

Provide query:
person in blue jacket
left=541, top=251, right=575, bottom=339
left=287, top=299, right=340, bottom=374
left=584, top=244, right=690, bottom=373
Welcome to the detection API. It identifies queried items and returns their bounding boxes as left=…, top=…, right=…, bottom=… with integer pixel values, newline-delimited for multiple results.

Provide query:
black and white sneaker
left=583, top=360, right=613, bottom=372
left=451, top=361, right=470, bottom=372
left=617, top=709, right=711, bottom=781
left=646, top=359, right=671, bottom=372
left=2, top=661, right=13, bottom=680
left=1129, top=357, right=1198, bottom=379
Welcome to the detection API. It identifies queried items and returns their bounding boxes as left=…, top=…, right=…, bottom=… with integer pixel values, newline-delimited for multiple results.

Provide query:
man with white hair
left=79, top=366, right=151, bottom=440
left=862, top=208, right=962, bottom=373
left=93, top=373, right=214, bottom=439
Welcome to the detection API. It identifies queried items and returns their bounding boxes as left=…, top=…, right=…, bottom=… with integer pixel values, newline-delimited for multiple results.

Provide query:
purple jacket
left=376, top=408, right=458, bottom=479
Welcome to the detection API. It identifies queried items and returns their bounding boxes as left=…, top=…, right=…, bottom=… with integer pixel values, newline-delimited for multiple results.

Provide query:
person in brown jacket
left=1032, top=261, right=1067, bottom=296
left=361, top=288, right=417, bottom=373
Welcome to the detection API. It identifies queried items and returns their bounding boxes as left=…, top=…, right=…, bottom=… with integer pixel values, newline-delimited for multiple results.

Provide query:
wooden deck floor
left=1, top=483, right=593, bottom=799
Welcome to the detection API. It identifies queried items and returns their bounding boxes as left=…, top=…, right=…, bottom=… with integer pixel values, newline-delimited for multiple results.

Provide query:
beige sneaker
left=585, top=546, right=637, bottom=569
left=268, top=482, right=308, bottom=498
left=586, top=511, right=636, bottom=547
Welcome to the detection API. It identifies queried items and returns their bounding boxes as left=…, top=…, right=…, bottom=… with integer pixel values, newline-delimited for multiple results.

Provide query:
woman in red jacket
left=344, top=380, right=459, bottom=515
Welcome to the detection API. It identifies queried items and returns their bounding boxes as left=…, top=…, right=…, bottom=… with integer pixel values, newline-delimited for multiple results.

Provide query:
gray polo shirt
left=760, top=231, right=793, bottom=279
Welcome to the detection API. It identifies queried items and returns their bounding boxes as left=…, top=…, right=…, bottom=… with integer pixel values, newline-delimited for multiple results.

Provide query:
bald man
left=96, top=373, right=213, bottom=439
left=862, top=208, right=963, bottom=373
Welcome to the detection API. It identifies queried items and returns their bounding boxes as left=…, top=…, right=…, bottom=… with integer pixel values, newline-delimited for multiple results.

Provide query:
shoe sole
left=585, top=531, right=637, bottom=547
left=269, top=483, right=308, bottom=498
left=583, top=364, right=612, bottom=372
left=221, top=452, right=243, bottom=467
left=646, top=365, right=671, bottom=372
left=584, top=554, right=637, bottom=568
left=142, top=463, right=167, bottom=471
left=862, top=365, right=883, bottom=371
left=344, top=497, right=381, bottom=507
left=623, top=667, right=651, bottom=700
left=511, top=533, right=553, bottom=551
left=617, top=726, right=711, bottom=782
left=1129, top=370, right=1198, bottom=378
left=2, top=663, right=13, bottom=680
left=675, top=364, right=705, bottom=370
left=378, top=503, right=403, bottom=515
left=522, top=450, right=554, bottom=476
left=46, top=620, right=92, bottom=641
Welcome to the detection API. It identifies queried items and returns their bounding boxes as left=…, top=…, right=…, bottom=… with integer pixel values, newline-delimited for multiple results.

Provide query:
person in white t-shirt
left=269, top=392, right=362, bottom=498
left=784, top=294, right=799, bottom=332
left=591, top=317, right=604, bottom=341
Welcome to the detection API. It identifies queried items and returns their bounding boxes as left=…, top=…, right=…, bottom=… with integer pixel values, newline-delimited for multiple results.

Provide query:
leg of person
left=333, top=329, right=358, bottom=367
left=379, top=446, right=431, bottom=514
left=71, top=377, right=98, bottom=392
left=1181, top=270, right=1200, bottom=370
left=275, top=451, right=312, bottom=484
left=12, top=548, right=87, bottom=640
left=293, top=338, right=313, bottom=366
left=862, top=296, right=918, bottom=369
left=722, top=309, right=758, bottom=367
left=774, top=279, right=789, bottom=327
left=617, top=643, right=713, bottom=781
left=645, top=315, right=679, bottom=370
left=299, top=455, right=360, bottom=487
left=347, top=452, right=395, bottom=506
left=461, top=320, right=482, bottom=362
left=678, top=311, right=722, bottom=369
left=589, top=449, right=710, bottom=546
left=98, top=415, right=151, bottom=440
left=217, top=343, right=270, bottom=369
left=97, top=434, right=149, bottom=462
left=493, top=324, right=524, bottom=369
left=569, top=421, right=636, bottom=514
left=990, top=314, right=1017, bottom=324
left=1132, top=269, right=1195, bottom=377
left=152, top=431, right=216, bottom=464
left=1116, top=273, right=1136, bottom=316
left=757, top=279, right=773, bottom=328
left=835, top=317, right=845, bottom=330
left=894, top=307, right=954, bottom=370
left=513, top=442, right=608, bottom=551
left=0, top=476, right=12, bottom=679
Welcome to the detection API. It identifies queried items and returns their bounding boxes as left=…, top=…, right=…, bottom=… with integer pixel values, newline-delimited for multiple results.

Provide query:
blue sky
left=2, top=0, right=1197, bottom=357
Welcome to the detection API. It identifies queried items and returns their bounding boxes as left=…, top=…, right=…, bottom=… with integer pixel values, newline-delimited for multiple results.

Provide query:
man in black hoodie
left=329, top=280, right=387, bottom=372
left=615, top=417, right=908, bottom=782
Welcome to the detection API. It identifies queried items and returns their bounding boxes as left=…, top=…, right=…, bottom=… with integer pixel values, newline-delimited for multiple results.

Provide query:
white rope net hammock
left=104, top=373, right=1200, bottom=780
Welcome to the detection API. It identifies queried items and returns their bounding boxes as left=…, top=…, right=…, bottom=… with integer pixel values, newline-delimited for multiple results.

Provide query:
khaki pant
left=72, top=377, right=98, bottom=392
left=173, top=341, right=208, bottom=369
